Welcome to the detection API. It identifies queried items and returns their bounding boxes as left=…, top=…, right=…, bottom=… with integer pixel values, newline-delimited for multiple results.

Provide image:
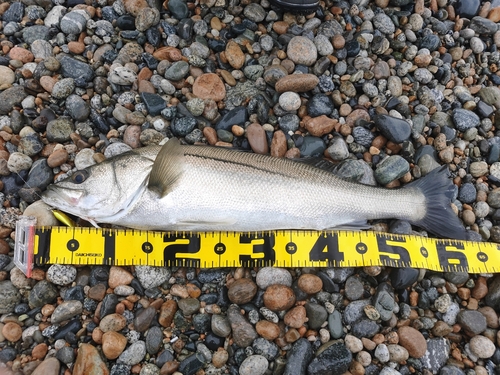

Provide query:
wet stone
left=167, top=0, right=189, bottom=19
left=454, top=0, right=480, bottom=18
left=171, top=117, right=197, bottom=137
left=457, top=310, right=487, bottom=335
left=227, top=305, right=257, bottom=347
left=374, top=115, right=411, bottom=143
left=146, top=326, right=163, bottom=355
left=421, top=338, right=450, bottom=374
left=390, top=268, right=419, bottom=290
left=0, top=281, right=22, bottom=314
left=452, top=109, right=480, bottom=132
left=3, top=2, right=25, bottom=23
left=374, top=155, right=410, bottom=185
left=60, top=56, right=94, bottom=82
left=307, top=342, right=352, bottom=375
left=140, top=92, right=166, bottom=116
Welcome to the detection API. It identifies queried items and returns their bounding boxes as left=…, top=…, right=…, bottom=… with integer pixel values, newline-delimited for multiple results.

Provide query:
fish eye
left=71, top=170, right=89, bottom=184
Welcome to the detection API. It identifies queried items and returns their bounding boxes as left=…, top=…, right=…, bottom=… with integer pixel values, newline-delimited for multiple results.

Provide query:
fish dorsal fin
left=148, top=138, right=184, bottom=197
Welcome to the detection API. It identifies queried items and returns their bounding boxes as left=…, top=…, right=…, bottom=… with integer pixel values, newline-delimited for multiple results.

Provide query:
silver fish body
left=41, top=139, right=466, bottom=239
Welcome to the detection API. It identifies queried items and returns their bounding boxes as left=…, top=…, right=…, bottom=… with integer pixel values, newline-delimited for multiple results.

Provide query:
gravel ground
left=2, top=0, right=500, bottom=374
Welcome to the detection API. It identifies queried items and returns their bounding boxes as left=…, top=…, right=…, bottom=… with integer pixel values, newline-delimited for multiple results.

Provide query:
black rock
left=285, top=338, right=313, bottom=375
left=207, top=38, right=226, bottom=52
left=56, top=346, right=76, bottom=364
left=352, top=126, right=374, bottom=148
left=29, top=280, right=58, bottom=308
left=64, top=286, right=85, bottom=302
left=178, top=353, right=205, bottom=375
left=60, top=56, right=94, bottom=82
left=100, top=294, right=119, bottom=318
left=146, top=28, right=161, bottom=47
left=346, top=40, right=361, bottom=57
left=456, top=310, right=487, bottom=335
left=307, top=94, right=333, bottom=117
left=299, top=136, right=326, bottom=157
left=3, top=2, right=25, bottom=23
left=316, top=271, right=339, bottom=293
left=216, top=106, right=248, bottom=131
left=204, top=332, right=225, bottom=350
left=454, top=0, right=480, bottom=18
left=193, top=313, right=211, bottom=333
left=0, top=254, right=11, bottom=271
left=440, top=365, right=465, bottom=375
left=25, top=159, right=53, bottom=191
left=307, top=342, right=352, bottom=375
left=14, top=303, right=30, bottom=315
left=477, top=101, right=494, bottom=118
left=142, top=52, right=158, bottom=70
left=419, top=35, right=441, bottom=51
left=199, top=293, right=218, bottom=304
left=146, top=326, right=164, bottom=355
left=305, top=303, right=328, bottom=330
left=452, top=108, right=480, bottom=132
left=252, top=337, right=279, bottom=361
left=101, top=6, right=119, bottom=22
left=458, top=182, right=476, bottom=204
left=156, top=350, right=175, bottom=368
left=0, top=347, right=17, bottom=363
left=141, top=92, right=166, bottom=116
left=54, top=319, right=82, bottom=340
left=110, top=363, right=131, bottom=375
left=116, top=15, right=136, bottom=30
left=390, top=268, right=419, bottom=290
left=177, top=18, right=193, bottom=40
left=279, top=114, right=300, bottom=133
left=350, top=318, right=380, bottom=338
left=374, top=114, right=411, bottom=143
left=389, top=220, right=412, bottom=235
left=171, top=117, right=197, bottom=137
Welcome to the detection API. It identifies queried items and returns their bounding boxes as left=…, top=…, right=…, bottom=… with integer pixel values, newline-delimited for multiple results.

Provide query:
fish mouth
left=41, top=186, right=84, bottom=211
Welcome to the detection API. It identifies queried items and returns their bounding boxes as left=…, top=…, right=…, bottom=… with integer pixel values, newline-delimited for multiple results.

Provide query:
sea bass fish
left=41, top=138, right=466, bottom=239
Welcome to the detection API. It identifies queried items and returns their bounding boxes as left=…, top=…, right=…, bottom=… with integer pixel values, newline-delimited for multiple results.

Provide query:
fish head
left=42, top=151, right=153, bottom=224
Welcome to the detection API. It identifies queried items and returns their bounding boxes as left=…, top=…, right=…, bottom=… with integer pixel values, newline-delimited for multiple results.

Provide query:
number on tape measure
left=376, top=234, right=411, bottom=267
left=309, top=233, right=343, bottom=262
left=239, top=233, right=275, bottom=267
left=163, top=233, right=201, bottom=267
left=12, top=219, right=500, bottom=273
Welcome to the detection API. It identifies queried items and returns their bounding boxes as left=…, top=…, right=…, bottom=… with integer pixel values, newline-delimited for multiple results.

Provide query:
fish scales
left=41, top=139, right=466, bottom=239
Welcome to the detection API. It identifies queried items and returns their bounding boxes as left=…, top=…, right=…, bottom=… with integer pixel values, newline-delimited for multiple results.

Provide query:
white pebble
left=279, top=91, right=301, bottom=111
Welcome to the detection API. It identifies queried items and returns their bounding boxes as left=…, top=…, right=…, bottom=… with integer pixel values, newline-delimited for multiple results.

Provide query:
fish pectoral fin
left=148, top=138, right=184, bottom=198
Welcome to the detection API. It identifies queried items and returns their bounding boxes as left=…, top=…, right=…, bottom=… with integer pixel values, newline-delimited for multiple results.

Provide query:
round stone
left=286, top=36, right=318, bottom=66
left=469, top=335, right=496, bottom=358
left=279, top=92, right=301, bottom=111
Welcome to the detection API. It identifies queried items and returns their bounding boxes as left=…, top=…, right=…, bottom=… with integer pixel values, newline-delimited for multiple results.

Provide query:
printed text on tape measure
left=27, top=227, right=500, bottom=272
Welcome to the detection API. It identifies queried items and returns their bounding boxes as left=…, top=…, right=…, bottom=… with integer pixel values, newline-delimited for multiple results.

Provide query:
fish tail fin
left=404, top=165, right=467, bottom=240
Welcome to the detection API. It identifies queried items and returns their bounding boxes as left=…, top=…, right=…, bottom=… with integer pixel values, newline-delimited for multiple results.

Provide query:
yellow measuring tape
left=13, top=216, right=500, bottom=276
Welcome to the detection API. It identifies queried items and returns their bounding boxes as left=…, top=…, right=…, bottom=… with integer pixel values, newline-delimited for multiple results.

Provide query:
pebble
left=46, top=265, right=77, bottom=286
left=239, top=355, right=269, bottom=375
left=118, top=340, right=146, bottom=365
left=135, top=266, right=170, bottom=289
left=469, top=335, right=496, bottom=358
left=286, top=36, right=318, bottom=66
left=398, top=326, right=427, bottom=358
left=0, top=1, right=497, bottom=375
left=73, top=343, right=109, bottom=375
left=103, top=331, right=128, bottom=359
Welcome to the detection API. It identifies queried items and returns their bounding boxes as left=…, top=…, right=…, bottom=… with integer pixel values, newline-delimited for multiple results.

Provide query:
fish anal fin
left=148, top=138, right=184, bottom=198
left=326, top=220, right=371, bottom=231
